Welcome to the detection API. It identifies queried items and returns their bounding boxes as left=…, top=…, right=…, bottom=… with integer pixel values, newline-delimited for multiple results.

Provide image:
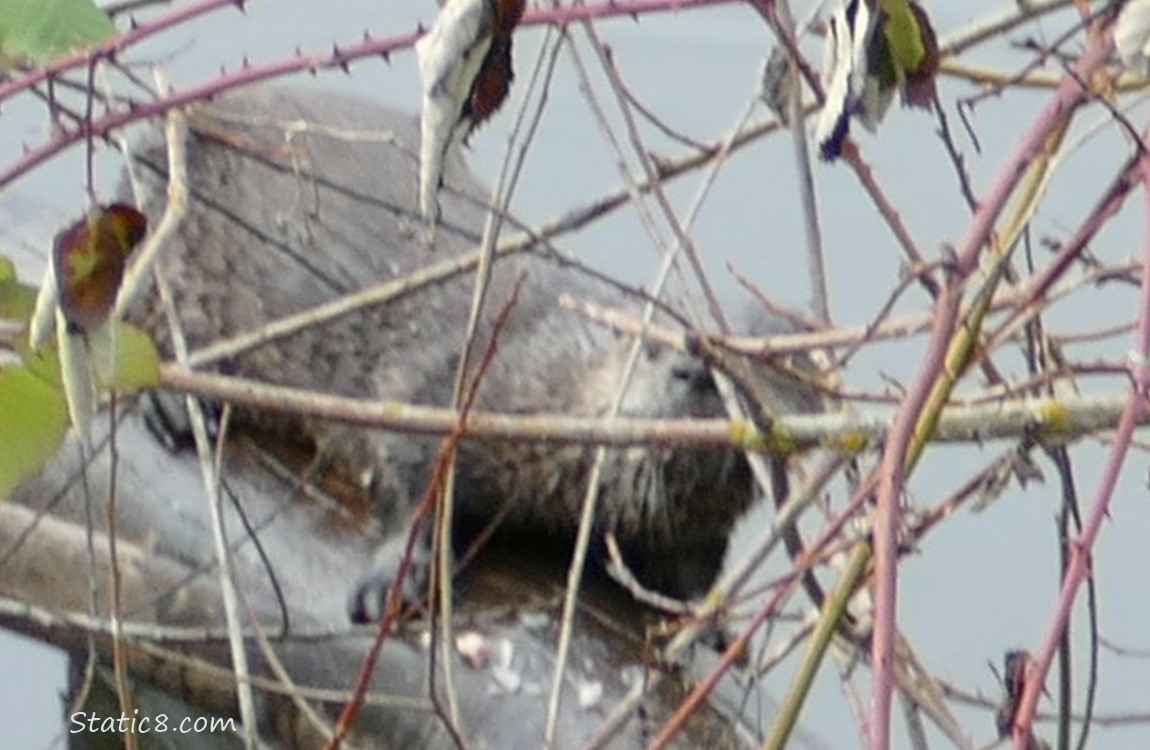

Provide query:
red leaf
left=53, top=203, right=146, bottom=334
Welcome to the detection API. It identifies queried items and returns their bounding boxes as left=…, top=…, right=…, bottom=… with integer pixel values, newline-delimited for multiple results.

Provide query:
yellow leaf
left=879, top=0, right=926, bottom=74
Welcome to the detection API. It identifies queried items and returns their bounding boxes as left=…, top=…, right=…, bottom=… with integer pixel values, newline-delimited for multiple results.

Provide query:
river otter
left=126, top=87, right=822, bottom=620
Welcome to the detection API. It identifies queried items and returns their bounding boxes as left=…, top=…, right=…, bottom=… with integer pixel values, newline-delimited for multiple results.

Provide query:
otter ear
left=738, top=302, right=805, bottom=337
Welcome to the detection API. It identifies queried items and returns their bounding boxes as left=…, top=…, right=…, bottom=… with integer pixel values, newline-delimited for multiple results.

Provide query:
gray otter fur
left=127, top=87, right=821, bottom=616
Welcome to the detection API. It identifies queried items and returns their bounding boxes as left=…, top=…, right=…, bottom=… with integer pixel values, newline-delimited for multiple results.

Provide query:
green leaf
left=0, top=0, right=116, bottom=68
left=105, top=321, right=160, bottom=391
left=15, top=318, right=159, bottom=392
left=0, top=363, right=68, bottom=499
left=0, top=254, right=39, bottom=327
left=0, top=265, right=38, bottom=322
left=878, top=0, right=926, bottom=74
left=0, top=280, right=36, bottom=322
left=0, top=316, right=159, bottom=497
left=0, top=254, right=15, bottom=282
left=17, top=341, right=64, bottom=386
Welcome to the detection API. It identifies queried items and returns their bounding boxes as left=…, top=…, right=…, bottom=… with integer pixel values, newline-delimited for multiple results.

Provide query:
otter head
left=575, top=342, right=753, bottom=599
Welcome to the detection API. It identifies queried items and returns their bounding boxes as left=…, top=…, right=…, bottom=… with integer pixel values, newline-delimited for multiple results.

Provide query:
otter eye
left=671, top=364, right=695, bottom=382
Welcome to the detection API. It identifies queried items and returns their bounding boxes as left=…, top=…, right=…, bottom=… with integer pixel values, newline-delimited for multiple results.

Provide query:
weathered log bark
left=3, top=410, right=758, bottom=749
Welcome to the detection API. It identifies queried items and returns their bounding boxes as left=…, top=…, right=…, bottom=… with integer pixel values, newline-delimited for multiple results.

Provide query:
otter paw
left=347, top=535, right=430, bottom=623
